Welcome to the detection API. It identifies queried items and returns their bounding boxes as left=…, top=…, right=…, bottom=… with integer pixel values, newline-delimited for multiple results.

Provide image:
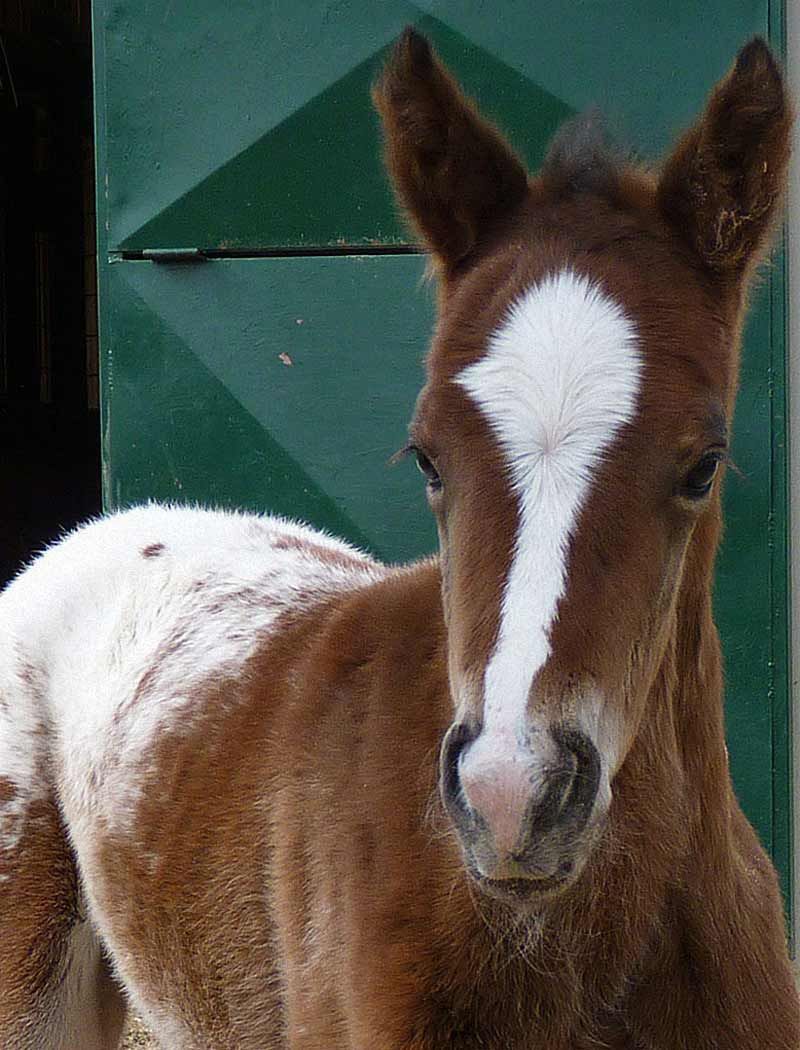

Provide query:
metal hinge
left=136, top=248, right=208, bottom=263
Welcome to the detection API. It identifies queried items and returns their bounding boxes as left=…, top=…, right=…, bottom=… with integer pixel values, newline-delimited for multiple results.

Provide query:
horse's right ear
left=373, top=29, right=528, bottom=272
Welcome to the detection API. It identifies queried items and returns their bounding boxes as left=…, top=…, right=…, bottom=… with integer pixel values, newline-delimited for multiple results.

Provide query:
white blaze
left=455, top=269, right=641, bottom=756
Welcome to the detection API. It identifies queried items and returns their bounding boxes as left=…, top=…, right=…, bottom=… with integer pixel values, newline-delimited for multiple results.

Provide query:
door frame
left=785, top=0, right=800, bottom=956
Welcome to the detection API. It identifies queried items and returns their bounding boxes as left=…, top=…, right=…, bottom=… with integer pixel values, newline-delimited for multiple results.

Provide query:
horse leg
left=0, top=789, right=127, bottom=1049
left=0, top=621, right=127, bottom=1050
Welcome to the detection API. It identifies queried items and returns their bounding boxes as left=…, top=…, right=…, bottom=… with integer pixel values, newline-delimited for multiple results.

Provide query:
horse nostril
left=552, top=727, right=601, bottom=821
left=522, top=728, right=601, bottom=846
left=439, top=721, right=476, bottom=818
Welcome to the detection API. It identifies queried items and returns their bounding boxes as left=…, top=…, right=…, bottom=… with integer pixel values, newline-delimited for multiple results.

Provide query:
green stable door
left=92, top=2, right=792, bottom=913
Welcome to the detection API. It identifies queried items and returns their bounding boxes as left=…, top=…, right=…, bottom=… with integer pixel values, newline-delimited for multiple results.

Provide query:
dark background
left=0, top=0, right=100, bottom=586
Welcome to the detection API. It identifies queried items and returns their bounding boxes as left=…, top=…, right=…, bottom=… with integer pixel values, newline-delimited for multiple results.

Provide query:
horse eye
left=683, top=452, right=723, bottom=499
left=414, top=449, right=442, bottom=492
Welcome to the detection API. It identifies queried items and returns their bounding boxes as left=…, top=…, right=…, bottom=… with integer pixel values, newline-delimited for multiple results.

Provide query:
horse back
left=0, top=505, right=383, bottom=1045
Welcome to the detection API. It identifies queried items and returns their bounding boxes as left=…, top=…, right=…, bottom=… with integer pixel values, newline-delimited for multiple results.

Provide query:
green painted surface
left=716, top=287, right=777, bottom=854
left=767, top=0, right=792, bottom=936
left=103, top=256, right=437, bottom=563
left=97, top=0, right=768, bottom=251
left=122, top=18, right=572, bottom=252
left=768, top=241, right=792, bottom=922
left=93, top=0, right=790, bottom=910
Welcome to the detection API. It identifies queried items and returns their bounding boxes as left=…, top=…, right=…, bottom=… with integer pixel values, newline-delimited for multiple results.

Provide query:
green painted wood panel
left=93, top=2, right=791, bottom=913
left=96, top=0, right=770, bottom=252
left=103, top=256, right=435, bottom=562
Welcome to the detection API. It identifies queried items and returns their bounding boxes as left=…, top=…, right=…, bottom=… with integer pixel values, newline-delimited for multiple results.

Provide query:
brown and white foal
left=1, top=29, right=798, bottom=1050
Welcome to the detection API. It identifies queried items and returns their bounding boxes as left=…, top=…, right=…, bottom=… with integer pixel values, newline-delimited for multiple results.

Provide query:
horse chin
left=465, top=817, right=608, bottom=911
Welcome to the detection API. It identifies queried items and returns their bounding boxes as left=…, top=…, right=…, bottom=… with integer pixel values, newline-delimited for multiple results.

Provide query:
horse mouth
left=469, top=866, right=574, bottom=905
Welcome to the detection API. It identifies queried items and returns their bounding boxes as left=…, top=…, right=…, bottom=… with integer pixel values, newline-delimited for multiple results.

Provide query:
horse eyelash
left=708, top=446, right=734, bottom=468
left=720, top=451, right=743, bottom=479
left=389, top=443, right=417, bottom=466
left=701, top=446, right=741, bottom=480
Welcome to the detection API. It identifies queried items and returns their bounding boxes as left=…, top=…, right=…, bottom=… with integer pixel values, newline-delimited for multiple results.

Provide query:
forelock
left=540, top=110, right=623, bottom=197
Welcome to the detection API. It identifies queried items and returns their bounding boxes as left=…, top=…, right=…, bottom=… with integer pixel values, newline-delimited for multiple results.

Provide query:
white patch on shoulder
left=456, top=268, right=641, bottom=751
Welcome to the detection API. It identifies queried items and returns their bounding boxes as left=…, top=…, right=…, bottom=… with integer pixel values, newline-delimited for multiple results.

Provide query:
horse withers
left=0, top=29, right=797, bottom=1049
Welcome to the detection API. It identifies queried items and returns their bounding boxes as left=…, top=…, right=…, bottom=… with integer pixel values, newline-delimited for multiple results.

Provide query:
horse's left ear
left=373, top=28, right=529, bottom=271
left=658, top=39, right=791, bottom=282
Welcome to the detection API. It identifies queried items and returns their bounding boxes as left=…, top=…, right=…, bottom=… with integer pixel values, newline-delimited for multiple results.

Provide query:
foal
left=1, top=29, right=798, bottom=1049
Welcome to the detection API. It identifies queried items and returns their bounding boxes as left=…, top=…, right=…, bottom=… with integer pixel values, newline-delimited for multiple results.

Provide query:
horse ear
left=373, top=28, right=529, bottom=270
left=658, top=39, right=791, bottom=280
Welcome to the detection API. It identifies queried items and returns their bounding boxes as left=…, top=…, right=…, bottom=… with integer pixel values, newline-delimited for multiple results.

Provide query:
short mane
left=540, top=109, right=625, bottom=196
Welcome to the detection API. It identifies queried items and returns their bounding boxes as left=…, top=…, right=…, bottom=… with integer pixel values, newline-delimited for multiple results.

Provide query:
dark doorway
left=0, top=0, right=100, bottom=586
